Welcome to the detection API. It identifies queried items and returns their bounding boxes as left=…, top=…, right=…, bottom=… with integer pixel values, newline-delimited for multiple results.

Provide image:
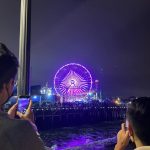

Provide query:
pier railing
left=33, top=106, right=126, bottom=130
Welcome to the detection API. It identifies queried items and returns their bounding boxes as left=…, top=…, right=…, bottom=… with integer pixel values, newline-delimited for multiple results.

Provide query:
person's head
left=0, top=43, right=18, bottom=106
left=127, top=97, right=150, bottom=147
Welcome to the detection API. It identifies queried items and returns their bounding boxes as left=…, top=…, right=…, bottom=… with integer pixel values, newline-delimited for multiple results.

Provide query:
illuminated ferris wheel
left=54, top=63, right=93, bottom=98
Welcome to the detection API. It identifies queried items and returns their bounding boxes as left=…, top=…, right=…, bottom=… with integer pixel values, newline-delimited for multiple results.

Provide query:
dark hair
left=127, top=97, right=150, bottom=145
left=0, top=43, right=19, bottom=91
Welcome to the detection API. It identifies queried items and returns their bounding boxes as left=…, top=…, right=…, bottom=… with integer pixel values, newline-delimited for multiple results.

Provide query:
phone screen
left=18, top=96, right=30, bottom=113
left=125, top=119, right=129, bottom=130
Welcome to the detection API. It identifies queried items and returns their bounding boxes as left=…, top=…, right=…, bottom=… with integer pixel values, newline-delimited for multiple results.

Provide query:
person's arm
left=114, top=123, right=130, bottom=150
left=7, top=101, right=47, bottom=149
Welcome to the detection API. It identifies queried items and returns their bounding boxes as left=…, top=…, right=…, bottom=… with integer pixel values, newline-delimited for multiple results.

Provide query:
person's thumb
left=125, top=131, right=130, bottom=137
left=16, top=111, right=23, bottom=119
left=125, top=131, right=130, bottom=143
left=8, top=103, right=18, bottom=118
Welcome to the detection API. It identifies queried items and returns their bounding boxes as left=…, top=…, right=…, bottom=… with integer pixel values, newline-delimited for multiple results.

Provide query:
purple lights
left=54, top=63, right=92, bottom=100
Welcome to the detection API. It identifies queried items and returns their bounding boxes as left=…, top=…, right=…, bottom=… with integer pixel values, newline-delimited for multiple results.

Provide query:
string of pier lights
left=34, top=104, right=126, bottom=111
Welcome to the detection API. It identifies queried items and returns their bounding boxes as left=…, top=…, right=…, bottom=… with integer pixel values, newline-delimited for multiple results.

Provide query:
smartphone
left=125, top=119, right=129, bottom=131
left=18, top=96, right=30, bottom=113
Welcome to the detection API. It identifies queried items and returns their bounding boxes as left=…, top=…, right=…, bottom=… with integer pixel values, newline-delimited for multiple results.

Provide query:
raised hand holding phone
left=7, top=96, right=34, bottom=123
left=17, top=97, right=34, bottom=123
left=8, top=97, right=38, bottom=134
left=18, top=96, right=30, bottom=113
left=114, top=123, right=130, bottom=150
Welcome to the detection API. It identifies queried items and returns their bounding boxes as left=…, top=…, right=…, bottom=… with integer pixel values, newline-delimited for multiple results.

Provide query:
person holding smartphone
left=0, top=43, right=46, bottom=150
left=115, top=97, right=150, bottom=150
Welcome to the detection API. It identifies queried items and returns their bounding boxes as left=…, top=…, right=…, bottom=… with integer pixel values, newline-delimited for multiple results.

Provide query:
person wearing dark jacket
left=115, top=97, right=150, bottom=150
left=0, top=43, right=46, bottom=150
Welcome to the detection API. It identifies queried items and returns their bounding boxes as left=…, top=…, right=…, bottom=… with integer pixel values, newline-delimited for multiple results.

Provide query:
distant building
left=30, top=85, right=41, bottom=95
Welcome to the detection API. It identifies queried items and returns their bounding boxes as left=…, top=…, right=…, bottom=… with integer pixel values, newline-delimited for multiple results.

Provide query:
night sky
left=0, top=0, right=150, bottom=97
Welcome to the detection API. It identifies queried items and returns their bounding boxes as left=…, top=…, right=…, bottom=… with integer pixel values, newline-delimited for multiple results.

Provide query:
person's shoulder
left=1, top=118, right=33, bottom=137
left=0, top=114, right=26, bottom=130
left=1, top=116, right=31, bottom=130
left=0, top=119, right=33, bottom=149
left=12, top=119, right=32, bottom=130
left=1, top=119, right=46, bottom=150
left=0, top=115, right=46, bottom=150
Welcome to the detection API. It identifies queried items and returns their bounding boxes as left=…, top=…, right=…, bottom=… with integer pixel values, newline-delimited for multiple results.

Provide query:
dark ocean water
left=40, top=121, right=135, bottom=150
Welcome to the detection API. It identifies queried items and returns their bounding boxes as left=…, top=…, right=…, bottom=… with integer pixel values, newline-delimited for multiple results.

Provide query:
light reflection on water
left=40, top=121, right=133, bottom=150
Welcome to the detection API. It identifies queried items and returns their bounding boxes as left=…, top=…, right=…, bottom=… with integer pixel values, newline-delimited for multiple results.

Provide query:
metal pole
left=18, top=0, right=31, bottom=96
